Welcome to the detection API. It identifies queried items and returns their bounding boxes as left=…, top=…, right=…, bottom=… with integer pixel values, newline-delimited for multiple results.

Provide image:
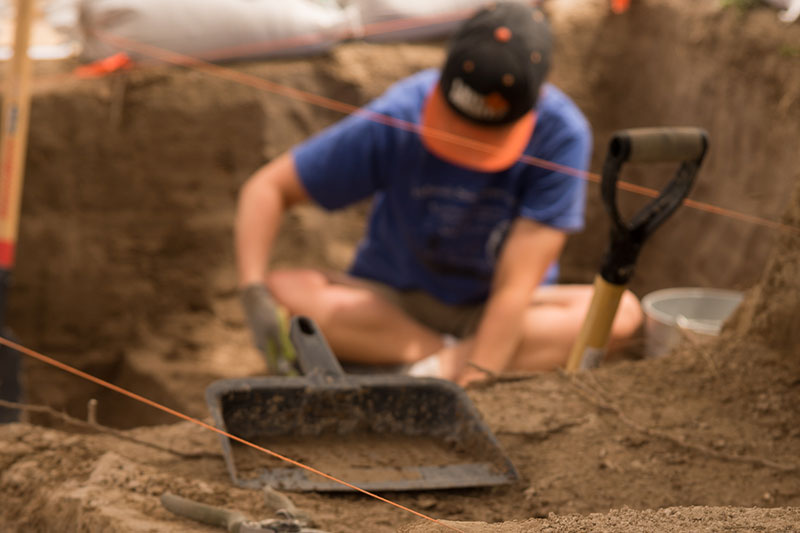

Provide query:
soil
left=233, top=434, right=481, bottom=485
left=2, top=0, right=800, bottom=532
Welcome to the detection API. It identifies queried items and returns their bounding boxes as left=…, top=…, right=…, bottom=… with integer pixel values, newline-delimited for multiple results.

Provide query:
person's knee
left=266, top=270, right=385, bottom=328
left=611, top=290, right=643, bottom=340
left=267, top=268, right=322, bottom=288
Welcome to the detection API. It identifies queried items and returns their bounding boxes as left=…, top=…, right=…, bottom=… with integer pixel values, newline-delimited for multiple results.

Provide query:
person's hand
left=456, top=361, right=496, bottom=387
left=240, top=283, right=295, bottom=375
left=456, top=367, right=488, bottom=387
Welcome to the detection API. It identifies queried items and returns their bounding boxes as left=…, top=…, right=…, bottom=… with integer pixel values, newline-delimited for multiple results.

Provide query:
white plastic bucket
left=641, top=288, right=744, bottom=358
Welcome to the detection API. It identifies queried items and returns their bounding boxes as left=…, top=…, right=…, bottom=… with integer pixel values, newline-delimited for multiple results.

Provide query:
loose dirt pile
left=1, top=0, right=799, bottom=531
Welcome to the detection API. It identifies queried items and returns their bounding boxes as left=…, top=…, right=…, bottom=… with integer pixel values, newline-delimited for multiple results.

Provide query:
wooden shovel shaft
left=0, top=0, right=35, bottom=270
left=566, top=275, right=626, bottom=372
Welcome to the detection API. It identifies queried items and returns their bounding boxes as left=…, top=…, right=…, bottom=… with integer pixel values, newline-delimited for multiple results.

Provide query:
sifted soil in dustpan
left=233, top=434, right=481, bottom=484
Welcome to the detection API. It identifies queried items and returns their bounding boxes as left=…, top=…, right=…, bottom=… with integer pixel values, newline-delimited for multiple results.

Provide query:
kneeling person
left=235, top=2, right=643, bottom=385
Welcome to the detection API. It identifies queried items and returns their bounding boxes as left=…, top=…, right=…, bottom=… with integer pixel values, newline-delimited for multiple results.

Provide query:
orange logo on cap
left=484, top=92, right=509, bottom=113
left=449, top=78, right=509, bottom=120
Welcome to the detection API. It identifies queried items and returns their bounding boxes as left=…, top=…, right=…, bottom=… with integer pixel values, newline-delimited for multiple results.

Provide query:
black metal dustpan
left=206, top=316, right=519, bottom=492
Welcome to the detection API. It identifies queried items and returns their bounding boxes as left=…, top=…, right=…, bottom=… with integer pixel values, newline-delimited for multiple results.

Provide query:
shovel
left=0, top=0, right=35, bottom=422
left=206, top=316, right=519, bottom=492
left=566, top=127, right=709, bottom=372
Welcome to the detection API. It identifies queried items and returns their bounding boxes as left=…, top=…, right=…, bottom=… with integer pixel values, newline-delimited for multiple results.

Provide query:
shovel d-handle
left=289, top=315, right=347, bottom=383
left=610, top=127, right=707, bottom=164
left=567, top=127, right=708, bottom=373
left=601, top=127, right=708, bottom=285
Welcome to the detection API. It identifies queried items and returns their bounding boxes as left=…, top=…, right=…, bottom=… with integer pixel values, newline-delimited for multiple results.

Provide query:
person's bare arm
left=235, top=152, right=310, bottom=287
left=457, top=217, right=566, bottom=385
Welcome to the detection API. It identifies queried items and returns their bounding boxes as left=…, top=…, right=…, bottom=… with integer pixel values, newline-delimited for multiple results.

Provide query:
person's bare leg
left=508, top=284, right=643, bottom=371
left=266, top=269, right=445, bottom=365
left=434, top=284, right=643, bottom=378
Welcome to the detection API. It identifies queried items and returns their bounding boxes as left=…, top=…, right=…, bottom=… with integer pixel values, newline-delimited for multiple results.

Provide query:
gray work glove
left=240, top=283, right=296, bottom=375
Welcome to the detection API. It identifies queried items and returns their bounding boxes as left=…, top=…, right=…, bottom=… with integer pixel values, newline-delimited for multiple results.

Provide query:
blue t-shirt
left=293, top=69, right=591, bottom=305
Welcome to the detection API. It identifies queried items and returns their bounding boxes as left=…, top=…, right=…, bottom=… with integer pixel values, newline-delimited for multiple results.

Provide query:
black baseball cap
left=421, top=2, right=552, bottom=172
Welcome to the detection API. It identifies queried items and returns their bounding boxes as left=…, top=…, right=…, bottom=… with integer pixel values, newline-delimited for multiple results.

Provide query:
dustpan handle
left=289, top=316, right=346, bottom=380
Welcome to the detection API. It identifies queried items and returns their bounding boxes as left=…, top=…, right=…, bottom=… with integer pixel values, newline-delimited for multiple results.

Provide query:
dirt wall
left=551, top=0, right=800, bottom=294
left=729, top=178, right=800, bottom=351
left=8, top=44, right=444, bottom=422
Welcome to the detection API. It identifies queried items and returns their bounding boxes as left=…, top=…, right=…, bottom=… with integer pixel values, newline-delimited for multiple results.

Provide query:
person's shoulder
left=387, top=68, right=440, bottom=95
left=371, top=68, right=439, bottom=112
left=535, top=84, right=591, bottom=139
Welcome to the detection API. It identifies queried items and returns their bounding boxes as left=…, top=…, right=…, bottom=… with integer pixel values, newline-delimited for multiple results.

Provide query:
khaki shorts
left=327, top=272, right=485, bottom=338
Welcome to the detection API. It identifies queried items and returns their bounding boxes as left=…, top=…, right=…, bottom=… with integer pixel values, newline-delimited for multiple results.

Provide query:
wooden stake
left=0, top=0, right=35, bottom=273
left=87, top=398, right=98, bottom=424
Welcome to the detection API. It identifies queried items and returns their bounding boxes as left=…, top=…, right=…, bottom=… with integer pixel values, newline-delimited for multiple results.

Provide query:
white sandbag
left=79, top=0, right=359, bottom=63
left=762, top=0, right=800, bottom=23
left=43, top=0, right=81, bottom=37
left=0, top=0, right=79, bottom=60
left=343, top=0, right=530, bottom=43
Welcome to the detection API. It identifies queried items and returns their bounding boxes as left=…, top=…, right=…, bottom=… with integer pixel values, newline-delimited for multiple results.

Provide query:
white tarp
left=763, top=0, right=800, bottom=22
left=77, top=0, right=533, bottom=63
left=79, top=0, right=359, bottom=62
left=0, top=0, right=79, bottom=60
left=344, top=0, right=531, bottom=43
left=6, top=0, right=797, bottom=65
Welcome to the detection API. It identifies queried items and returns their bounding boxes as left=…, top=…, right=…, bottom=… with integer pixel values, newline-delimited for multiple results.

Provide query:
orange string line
left=19, top=14, right=797, bottom=238
left=0, top=336, right=465, bottom=533
left=89, top=31, right=798, bottom=237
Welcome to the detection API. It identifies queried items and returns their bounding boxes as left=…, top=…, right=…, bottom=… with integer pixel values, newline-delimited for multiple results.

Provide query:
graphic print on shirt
left=410, top=183, right=515, bottom=280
